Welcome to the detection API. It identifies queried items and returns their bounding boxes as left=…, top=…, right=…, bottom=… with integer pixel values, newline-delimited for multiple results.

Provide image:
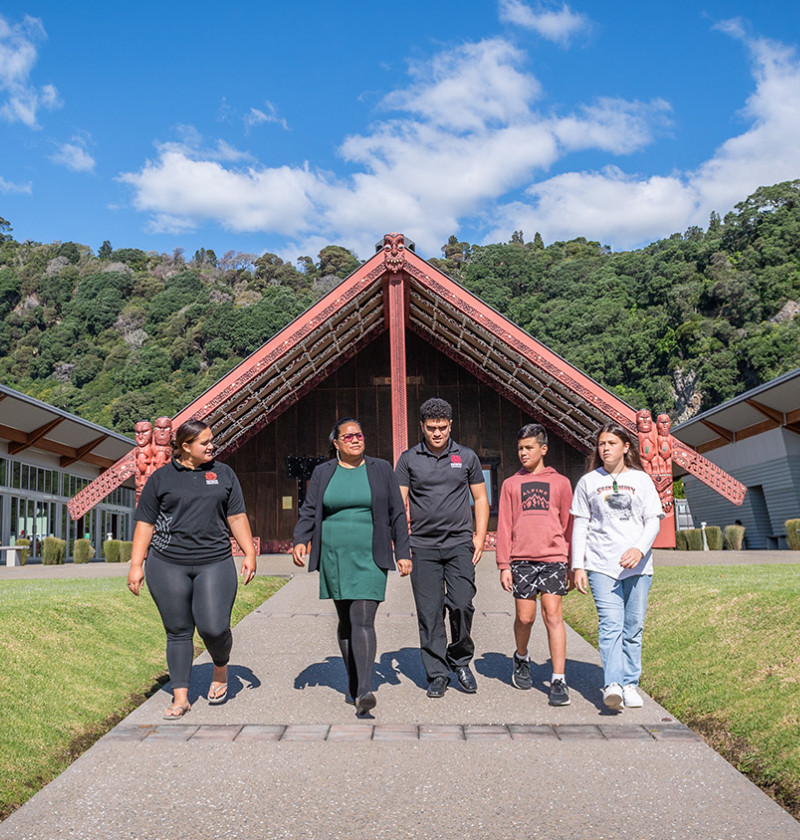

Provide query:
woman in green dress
left=292, top=418, right=412, bottom=715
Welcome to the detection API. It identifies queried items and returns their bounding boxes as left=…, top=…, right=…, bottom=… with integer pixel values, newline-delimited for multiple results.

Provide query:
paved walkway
left=2, top=552, right=799, bottom=839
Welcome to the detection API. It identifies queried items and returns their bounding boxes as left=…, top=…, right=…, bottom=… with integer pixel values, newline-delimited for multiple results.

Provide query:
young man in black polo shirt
left=396, top=398, right=490, bottom=697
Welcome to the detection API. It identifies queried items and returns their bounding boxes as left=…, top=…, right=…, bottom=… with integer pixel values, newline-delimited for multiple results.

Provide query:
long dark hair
left=172, top=419, right=210, bottom=458
left=586, top=422, right=644, bottom=472
left=328, top=417, right=361, bottom=458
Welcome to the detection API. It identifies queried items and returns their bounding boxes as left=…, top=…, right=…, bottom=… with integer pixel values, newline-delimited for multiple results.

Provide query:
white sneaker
left=622, top=684, right=643, bottom=708
left=602, top=682, right=623, bottom=710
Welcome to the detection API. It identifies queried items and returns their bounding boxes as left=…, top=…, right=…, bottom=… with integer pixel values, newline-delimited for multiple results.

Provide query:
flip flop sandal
left=162, top=703, right=191, bottom=720
left=208, top=682, right=228, bottom=705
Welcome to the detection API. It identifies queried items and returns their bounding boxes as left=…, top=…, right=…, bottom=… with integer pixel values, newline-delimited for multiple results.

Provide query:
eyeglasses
left=339, top=433, right=364, bottom=442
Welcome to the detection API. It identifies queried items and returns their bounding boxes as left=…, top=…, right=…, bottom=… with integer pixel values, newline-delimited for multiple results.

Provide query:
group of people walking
left=127, top=399, right=664, bottom=719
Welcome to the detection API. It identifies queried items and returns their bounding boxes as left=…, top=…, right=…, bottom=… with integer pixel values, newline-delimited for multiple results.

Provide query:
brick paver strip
left=419, top=725, right=465, bottom=740
left=598, top=725, right=655, bottom=740
left=281, top=724, right=330, bottom=741
left=147, top=725, right=199, bottom=741
left=103, top=726, right=152, bottom=742
left=464, top=725, right=512, bottom=740
left=553, top=724, right=605, bottom=740
left=327, top=724, right=374, bottom=741
left=235, top=725, right=286, bottom=742
left=647, top=724, right=703, bottom=742
left=372, top=725, right=419, bottom=741
left=190, top=725, right=243, bottom=741
left=508, top=724, right=559, bottom=739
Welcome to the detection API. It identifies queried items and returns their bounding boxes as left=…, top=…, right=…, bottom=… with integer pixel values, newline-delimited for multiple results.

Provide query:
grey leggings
left=145, top=554, right=238, bottom=689
left=333, top=599, right=380, bottom=698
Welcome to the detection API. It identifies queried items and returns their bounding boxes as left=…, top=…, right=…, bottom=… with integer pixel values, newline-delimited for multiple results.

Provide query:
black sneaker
left=512, top=653, right=532, bottom=690
left=549, top=678, right=571, bottom=706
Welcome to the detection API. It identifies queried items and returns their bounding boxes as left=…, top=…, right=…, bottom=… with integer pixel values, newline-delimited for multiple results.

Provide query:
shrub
left=103, top=539, right=122, bottom=563
left=119, top=541, right=133, bottom=564
left=705, top=525, right=722, bottom=551
left=13, top=538, right=29, bottom=565
left=42, top=536, right=66, bottom=565
left=685, top=528, right=704, bottom=551
left=786, top=519, right=800, bottom=550
left=73, top=539, right=94, bottom=564
left=724, top=524, right=746, bottom=550
left=675, top=530, right=689, bottom=550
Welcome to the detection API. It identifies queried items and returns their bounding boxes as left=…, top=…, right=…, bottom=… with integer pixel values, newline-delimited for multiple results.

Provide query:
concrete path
left=2, top=552, right=799, bottom=839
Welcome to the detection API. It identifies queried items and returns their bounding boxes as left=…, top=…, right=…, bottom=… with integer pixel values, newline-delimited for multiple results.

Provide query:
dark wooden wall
left=223, top=331, right=586, bottom=543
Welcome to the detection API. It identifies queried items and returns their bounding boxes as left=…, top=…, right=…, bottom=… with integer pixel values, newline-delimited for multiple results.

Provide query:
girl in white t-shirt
left=571, top=422, right=664, bottom=711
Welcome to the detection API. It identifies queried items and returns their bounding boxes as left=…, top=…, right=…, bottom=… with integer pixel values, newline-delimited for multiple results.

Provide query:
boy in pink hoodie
left=496, top=423, right=573, bottom=705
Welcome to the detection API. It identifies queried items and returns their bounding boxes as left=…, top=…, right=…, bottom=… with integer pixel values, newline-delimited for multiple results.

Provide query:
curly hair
left=419, top=398, right=452, bottom=423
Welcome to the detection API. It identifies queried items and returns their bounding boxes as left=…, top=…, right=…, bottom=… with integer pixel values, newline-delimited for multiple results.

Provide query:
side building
left=672, top=367, right=800, bottom=549
left=0, top=384, right=136, bottom=562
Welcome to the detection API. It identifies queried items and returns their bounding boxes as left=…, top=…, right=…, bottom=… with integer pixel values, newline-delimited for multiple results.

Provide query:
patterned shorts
left=510, top=561, right=568, bottom=599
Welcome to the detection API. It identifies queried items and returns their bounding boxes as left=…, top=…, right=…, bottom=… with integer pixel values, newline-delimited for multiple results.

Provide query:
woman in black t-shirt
left=127, top=420, right=257, bottom=719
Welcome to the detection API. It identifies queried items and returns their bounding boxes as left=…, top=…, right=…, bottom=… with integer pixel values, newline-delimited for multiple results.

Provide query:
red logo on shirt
left=450, top=455, right=461, bottom=464
left=205, top=472, right=217, bottom=481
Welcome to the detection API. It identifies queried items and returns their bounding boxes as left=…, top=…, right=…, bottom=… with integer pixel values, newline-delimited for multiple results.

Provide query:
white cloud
left=498, top=0, right=591, bottom=46
left=121, top=17, right=800, bottom=257
left=0, top=14, right=60, bottom=128
left=50, top=135, right=95, bottom=172
left=0, top=173, right=32, bottom=194
left=244, top=101, right=289, bottom=131
left=488, top=24, right=800, bottom=248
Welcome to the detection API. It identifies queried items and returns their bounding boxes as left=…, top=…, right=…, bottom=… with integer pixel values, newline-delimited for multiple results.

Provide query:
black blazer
left=292, top=456, right=410, bottom=573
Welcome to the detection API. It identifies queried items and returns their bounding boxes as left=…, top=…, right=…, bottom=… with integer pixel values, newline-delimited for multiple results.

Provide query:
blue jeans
left=587, top=571, right=652, bottom=688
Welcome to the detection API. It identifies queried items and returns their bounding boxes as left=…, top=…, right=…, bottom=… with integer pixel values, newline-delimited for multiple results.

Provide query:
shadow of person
left=294, top=655, right=348, bottom=694
left=186, top=662, right=263, bottom=703
left=375, top=647, right=427, bottom=689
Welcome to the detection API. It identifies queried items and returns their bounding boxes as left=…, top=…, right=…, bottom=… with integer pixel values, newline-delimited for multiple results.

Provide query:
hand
left=573, top=569, right=588, bottom=595
left=396, top=559, right=412, bottom=577
left=566, top=569, right=576, bottom=592
left=127, top=565, right=144, bottom=596
left=472, top=545, right=484, bottom=566
left=500, top=569, right=513, bottom=593
left=619, top=548, right=644, bottom=569
left=240, top=555, right=257, bottom=585
left=292, top=544, right=307, bottom=567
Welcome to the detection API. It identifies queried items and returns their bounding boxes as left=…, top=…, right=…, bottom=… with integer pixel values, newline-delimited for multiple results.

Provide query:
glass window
left=0, top=457, right=6, bottom=486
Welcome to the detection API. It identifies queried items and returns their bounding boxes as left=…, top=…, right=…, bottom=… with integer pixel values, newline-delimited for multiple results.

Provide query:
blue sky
left=2, top=1, right=800, bottom=263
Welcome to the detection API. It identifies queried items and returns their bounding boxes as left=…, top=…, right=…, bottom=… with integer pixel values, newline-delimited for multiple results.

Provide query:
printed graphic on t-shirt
left=521, top=481, right=549, bottom=513
left=151, top=512, right=173, bottom=551
left=604, top=490, right=633, bottom=521
left=450, top=454, right=462, bottom=469
left=205, top=471, right=219, bottom=485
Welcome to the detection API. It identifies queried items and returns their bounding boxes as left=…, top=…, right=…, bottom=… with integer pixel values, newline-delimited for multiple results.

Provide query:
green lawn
left=563, top=563, right=800, bottom=817
left=0, top=575, right=285, bottom=818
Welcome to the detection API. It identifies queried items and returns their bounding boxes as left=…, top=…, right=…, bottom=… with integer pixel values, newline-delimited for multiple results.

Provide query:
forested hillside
left=2, top=180, right=799, bottom=435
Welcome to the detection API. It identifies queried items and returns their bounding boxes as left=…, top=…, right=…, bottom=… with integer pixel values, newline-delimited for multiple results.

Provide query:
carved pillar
left=384, top=233, right=409, bottom=465
left=636, top=409, right=676, bottom=548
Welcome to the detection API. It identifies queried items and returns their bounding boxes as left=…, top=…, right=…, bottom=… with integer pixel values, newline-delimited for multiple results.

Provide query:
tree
left=0, top=216, right=12, bottom=243
left=317, top=245, right=360, bottom=279
left=98, top=240, right=113, bottom=259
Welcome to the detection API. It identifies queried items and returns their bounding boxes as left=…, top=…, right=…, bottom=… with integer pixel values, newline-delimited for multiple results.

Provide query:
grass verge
left=562, top=563, right=800, bottom=819
left=0, top=574, right=285, bottom=819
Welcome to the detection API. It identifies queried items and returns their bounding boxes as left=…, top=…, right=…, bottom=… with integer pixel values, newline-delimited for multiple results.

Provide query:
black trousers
left=145, top=554, right=238, bottom=689
left=409, top=543, right=476, bottom=681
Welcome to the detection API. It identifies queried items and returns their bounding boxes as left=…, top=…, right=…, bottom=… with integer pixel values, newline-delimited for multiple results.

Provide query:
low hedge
left=103, top=539, right=122, bottom=563
left=73, top=539, right=94, bottom=564
left=42, top=537, right=66, bottom=565
left=724, top=524, right=746, bottom=550
left=12, top=538, right=29, bottom=565
left=675, top=530, right=689, bottom=550
left=705, top=525, right=722, bottom=551
left=787, top=519, right=800, bottom=550
left=119, top=541, right=133, bottom=564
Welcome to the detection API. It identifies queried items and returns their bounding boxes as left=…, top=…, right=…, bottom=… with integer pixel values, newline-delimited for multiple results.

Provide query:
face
left=597, top=432, right=629, bottom=472
left=181, top=428, right=215, bottom=464
left=134, top=422, right=152, bottom=446
left=635, top=410, right=652, bottom=432
left=334, top=422, right=365, bottom=460
left=657, top=414, right=671, bottom=435
left=154, top=417, right=172, bottom=445
left=421, top=418, right=451, bottom=452
left=518, top=437, right=547, bottom=472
